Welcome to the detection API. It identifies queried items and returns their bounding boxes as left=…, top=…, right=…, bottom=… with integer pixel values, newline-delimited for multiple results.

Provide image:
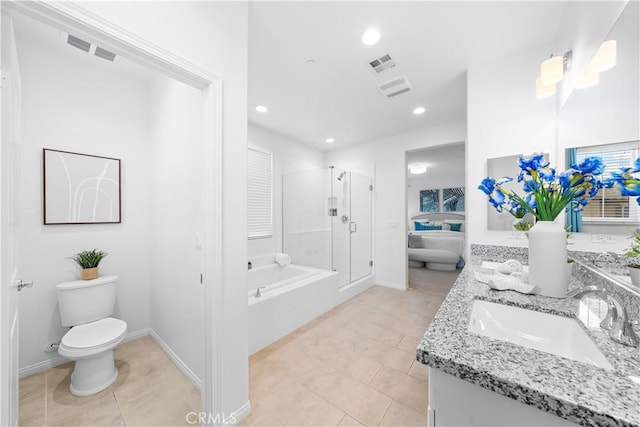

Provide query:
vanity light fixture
left=540, top=51, right=572, bottom=85
left=361, top=28, right=381, bottom=46
left=408, top=163, right=427, bottom=175
left=575, top=71, right=600, bottom=90
left=255, top=105, right=269, bottom=113
left=412, top=106, right=426, bottom=115
left=588, top=40, right=617, bottom=74
left=536, top=50, right=571, bottom=99
left=325, top=138, right=335, bottom=144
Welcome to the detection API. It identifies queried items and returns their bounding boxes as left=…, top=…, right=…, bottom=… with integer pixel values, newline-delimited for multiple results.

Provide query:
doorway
left=0, top=3, right=223, bottom=425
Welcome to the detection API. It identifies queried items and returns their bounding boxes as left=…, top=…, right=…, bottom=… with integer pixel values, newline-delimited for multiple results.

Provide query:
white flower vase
left=528, top=221, right=568, bottom=298
left=629, top=266, right=640, bottom=287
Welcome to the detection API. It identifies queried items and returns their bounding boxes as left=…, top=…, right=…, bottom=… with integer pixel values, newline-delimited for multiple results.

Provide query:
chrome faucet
left=255, top=286, right=266, bottom=298
left=248, top=261, right=253, bottom=270
left=567, top=285, right=639, bottom=347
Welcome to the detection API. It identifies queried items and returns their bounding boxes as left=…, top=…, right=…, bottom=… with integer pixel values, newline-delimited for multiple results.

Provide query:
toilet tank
left=56, top=275, right=118, bottom=327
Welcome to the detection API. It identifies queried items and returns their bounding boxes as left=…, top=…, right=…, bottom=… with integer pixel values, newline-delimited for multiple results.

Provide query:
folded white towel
left=275, top=253, right=291, bottom=267
left=487, top=276, right=536, bottom=294
left=497, top=259, right=524, bottom=275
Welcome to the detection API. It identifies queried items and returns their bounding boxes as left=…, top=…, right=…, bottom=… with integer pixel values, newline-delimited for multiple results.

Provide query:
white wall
left=247, top=123, right=325, bottom=258
left=149, top=76, right=205, bottom=381
left=15, top=29, right=151, bottom=371
left=326, top=122, right=466, bottom=289
left=466, top=43, right=557, bottom=248
left=54, top=1, right=250, bottom=416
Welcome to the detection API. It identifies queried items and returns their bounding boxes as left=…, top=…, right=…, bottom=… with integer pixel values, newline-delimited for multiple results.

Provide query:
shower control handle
left=341, top=215, right=349, bottom=223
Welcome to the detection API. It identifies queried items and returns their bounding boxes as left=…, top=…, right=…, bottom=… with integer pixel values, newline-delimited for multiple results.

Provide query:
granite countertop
left=417, top=256, right=640, bottom=427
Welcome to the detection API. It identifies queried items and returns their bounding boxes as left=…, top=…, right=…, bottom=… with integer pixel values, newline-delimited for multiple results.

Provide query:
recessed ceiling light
left=412, top=106, right=426, bottom=115
left=255, top=105, right=269, bottom=113
left=361, top=28, right=380, bottom=46
left=325, top=138, right=335, bottom=144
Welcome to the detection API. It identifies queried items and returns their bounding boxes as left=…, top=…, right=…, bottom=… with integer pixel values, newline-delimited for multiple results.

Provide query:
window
left=575, top=142, right=639, bottom=222
left=248, top=147, right=273, bottom=239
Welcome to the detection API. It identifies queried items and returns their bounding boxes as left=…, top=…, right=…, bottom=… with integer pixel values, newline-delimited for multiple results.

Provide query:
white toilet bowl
left=58, top=317, right=127, bottom=396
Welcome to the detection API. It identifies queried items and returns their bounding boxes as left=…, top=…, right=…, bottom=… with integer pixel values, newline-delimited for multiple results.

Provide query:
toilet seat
left=59, top=317, right=127, bottom=359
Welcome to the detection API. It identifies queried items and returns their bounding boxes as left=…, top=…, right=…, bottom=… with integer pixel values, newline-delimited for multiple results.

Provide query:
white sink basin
left=468, top=300, right=613, bottom=370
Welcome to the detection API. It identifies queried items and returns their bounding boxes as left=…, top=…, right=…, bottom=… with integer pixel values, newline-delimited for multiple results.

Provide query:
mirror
left=557, top=1, right=639, bottom=236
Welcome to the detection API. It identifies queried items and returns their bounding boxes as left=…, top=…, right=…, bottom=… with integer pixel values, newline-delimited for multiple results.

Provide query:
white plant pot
left=629, top=266, right=640, bottom=287
left=528, top=220, right=568, bottom=298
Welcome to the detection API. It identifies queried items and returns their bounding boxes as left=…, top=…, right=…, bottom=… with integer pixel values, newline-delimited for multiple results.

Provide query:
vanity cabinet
left=428, top=368, right=578, bottom=427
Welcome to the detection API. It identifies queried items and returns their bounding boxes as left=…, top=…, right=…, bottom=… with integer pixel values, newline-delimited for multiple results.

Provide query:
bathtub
left=247, top=262, right=339, bottom=354
left=248, top=263, right=327, bottom=303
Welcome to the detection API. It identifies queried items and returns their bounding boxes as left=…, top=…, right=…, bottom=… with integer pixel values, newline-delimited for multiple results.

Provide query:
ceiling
left=12, top=12, right=156, bottom=83
left=407, top=143, right=465, bottom=180
left=249, top=1, right=568, bottom=151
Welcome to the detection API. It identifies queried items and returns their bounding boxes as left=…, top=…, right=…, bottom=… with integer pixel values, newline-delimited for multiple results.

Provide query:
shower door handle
left=349, top=222, right=357, bottom=233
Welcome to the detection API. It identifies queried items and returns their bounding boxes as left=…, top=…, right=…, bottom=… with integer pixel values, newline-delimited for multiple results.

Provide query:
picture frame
left=43, top=148, right=121, bottom=224
left=419, top=189, right=439, bottom=212
left=443, top=187, right=465, bottom=212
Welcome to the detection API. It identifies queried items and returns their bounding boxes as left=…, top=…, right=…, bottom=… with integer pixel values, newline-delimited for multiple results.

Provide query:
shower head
left=337, top=172, right=347, bottom=181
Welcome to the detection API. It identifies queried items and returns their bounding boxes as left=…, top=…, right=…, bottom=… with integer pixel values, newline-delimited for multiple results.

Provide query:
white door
left=350, top=172, right=372, bottom=282
left=1, top=13, right=23, bottom=427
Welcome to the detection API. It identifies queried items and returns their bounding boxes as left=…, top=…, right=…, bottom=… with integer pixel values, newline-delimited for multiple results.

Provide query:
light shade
left=540, top=56, right=564, bottom=85
left=576, top=71, right=600, bottom=90
left=588, top=40, right=617, bottom=74
left=408, top=163, right=427, bottom=174
left=536, top=77, right=556, bottom=99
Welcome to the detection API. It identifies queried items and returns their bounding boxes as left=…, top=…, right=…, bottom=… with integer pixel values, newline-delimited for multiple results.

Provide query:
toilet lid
left=61, top=317, right=127, bottom=349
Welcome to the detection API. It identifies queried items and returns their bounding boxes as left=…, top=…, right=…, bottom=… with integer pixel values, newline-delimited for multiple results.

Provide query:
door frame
left=0, top=0, right=224, bottom=422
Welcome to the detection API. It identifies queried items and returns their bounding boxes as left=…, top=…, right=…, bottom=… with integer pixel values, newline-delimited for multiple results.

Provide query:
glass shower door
left=331, top=167, right=351, bottom=286
left=350, top=172, right=372, bottom=281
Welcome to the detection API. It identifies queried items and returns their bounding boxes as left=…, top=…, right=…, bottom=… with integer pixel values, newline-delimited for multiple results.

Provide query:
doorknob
left=16, top=280, right=33, bottom=292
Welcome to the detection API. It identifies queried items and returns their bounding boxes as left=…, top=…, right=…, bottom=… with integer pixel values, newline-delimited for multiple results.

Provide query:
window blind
left=575, top=144, right=639, bottom=221
left=248, top=148, right=273, bottom=239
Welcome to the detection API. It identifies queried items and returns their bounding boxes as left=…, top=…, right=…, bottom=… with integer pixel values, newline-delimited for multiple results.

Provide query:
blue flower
left=539, top=167, right=556, bottom=182
left=478, top=177, right=495, bottom=195
left=572, top=156, right=605, bottom=175
left=518, top=153, right=549, bottom=173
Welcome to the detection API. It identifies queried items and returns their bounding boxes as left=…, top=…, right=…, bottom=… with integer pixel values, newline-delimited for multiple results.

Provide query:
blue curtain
left=566, top=148, right=582, bottom=232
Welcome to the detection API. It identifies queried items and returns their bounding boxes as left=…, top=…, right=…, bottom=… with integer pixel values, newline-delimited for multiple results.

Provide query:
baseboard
left=148, top=328, right=202, bottom=392
left=375, top=280, right=407, bottom=290
left=230, top=401, right=251, bottom=425
left=19, top=328, right=150, bottom=379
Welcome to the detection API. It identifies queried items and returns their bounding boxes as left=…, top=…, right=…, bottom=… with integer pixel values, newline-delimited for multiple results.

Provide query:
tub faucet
left=255, top=286, right=266, bottom=298
left=568, top=285, right=639, bottom=347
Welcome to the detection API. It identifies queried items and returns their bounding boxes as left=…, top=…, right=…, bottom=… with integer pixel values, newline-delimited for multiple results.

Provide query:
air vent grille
left=367, top=53, right=396, bottom=75
left=95, top=47, right=116, bottom=62
left=377, top=75, right=412, bottom=99
left=67, top=34, right=91, bottom=52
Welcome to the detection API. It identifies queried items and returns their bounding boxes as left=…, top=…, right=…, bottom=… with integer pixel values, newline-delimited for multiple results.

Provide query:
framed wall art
left=443, top=187, right=465, bottom=212
left=419, top=189, right=439, bottom=212
left=43, top=148, right=121, bottom=224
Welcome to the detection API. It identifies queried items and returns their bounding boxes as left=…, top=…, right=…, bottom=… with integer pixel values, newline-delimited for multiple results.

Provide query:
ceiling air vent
left=377, top=75, right=412, bottom=98
left=67, top=34, right=91, bottom=52
left=94, top=46, right=117, bottom=62
left=367, top=53, right=396, bottom=75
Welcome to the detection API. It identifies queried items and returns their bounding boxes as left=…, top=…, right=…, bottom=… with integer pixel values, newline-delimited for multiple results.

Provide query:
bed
left=408, top=212, right=465, bottom=271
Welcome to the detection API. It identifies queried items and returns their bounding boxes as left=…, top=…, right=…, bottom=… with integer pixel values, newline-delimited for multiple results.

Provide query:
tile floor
left=18, top=266, right=457, bottom=427
left=18, top=336, right=200, bottom=426
left=242, top=267, right=459, bottom=427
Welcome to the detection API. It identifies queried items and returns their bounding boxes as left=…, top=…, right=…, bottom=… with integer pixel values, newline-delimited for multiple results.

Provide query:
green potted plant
left=623, top=232, right=640, bottom=287
left=71, top=249, right=108, bottom=280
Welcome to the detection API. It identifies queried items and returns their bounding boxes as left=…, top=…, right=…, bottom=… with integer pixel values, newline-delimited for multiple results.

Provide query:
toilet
left=56, top=275, right=127, bottom=396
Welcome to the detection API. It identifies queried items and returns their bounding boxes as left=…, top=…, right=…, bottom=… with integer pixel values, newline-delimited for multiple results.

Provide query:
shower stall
left=282, top=166, right=373, bottom=287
